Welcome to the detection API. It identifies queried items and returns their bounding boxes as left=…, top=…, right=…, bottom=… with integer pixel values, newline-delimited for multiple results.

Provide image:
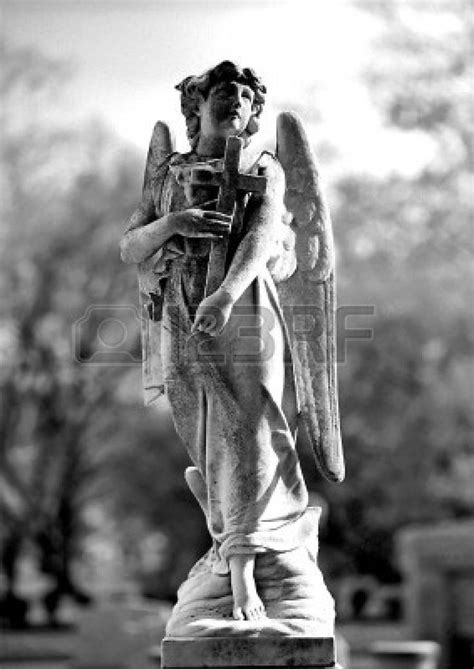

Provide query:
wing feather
left=276, top=112, right=344, bottom=483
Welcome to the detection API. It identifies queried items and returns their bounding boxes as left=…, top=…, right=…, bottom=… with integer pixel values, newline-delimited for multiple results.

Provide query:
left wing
left=275, top=112, right=344, bottom=483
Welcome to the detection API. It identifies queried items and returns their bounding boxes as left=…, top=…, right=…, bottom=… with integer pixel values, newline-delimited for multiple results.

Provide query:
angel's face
left=198, top=80, right=255, bottom=140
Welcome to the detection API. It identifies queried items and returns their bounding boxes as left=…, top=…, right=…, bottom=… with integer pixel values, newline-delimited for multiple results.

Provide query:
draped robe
left=135, top=150, right=312, bottom=573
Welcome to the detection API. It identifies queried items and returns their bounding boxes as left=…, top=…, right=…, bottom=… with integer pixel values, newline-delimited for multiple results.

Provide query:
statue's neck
left=195, top=134, right=227, bottom=158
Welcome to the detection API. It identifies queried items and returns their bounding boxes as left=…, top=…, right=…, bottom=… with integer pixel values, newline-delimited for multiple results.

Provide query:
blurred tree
left=313, top=0, right=474, bottom=586
left=0, top=43, right=144, bottom=625
left=2, top=1, right=472, bottom=623
left=0, top=44, right=214, bottom=623
left=103, top=407, right=209, bottom=601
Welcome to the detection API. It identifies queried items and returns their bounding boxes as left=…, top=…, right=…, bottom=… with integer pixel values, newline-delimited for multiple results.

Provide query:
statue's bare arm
left=120, top=197, right=232, bottom=265
left=119, top=200, right=175, bottom=265
left=221, top=158, right=284, bottom=301
left=192, top=158, right=284, bottom=336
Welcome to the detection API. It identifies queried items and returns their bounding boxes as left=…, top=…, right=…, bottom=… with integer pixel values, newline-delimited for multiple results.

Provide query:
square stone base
left=158, top=636, right=336, bottom=667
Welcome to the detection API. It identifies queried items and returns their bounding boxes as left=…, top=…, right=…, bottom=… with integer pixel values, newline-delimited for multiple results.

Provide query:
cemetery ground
left=3, top=520, right=474, bottom=669
left=1, top=605, right=410, bottom=668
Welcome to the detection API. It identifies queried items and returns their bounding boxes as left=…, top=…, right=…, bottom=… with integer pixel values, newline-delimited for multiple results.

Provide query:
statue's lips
left=222, top=110, right=241, bottom=121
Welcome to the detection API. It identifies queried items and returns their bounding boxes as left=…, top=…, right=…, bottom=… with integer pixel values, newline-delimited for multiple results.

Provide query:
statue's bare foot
left=229, top=554, right=266, bottom=621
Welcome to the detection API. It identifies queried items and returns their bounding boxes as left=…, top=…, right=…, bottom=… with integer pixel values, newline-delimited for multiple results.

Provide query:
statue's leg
left=164, top=273, right=309, bottom=625
left=229, top=553, right=265, bottom=621
left=194, top=279, right=307, bottom=621
left=185, top=458, right=266, bottom=622
left=201, top=281, right=308, bottom=552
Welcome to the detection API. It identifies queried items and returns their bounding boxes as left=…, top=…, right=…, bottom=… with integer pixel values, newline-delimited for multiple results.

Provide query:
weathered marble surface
left=123, top=62, right=344, bottom=663
left=165, top=507, right=334, bottom=638
left=161, top=636, right=335, bottom=667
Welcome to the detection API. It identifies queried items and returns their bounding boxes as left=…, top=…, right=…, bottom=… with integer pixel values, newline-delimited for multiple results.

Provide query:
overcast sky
left=2, top=0, right=436, bottom=175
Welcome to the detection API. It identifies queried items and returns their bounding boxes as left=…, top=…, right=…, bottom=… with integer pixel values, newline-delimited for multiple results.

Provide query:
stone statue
left=120, top=61, right=344, bottom=648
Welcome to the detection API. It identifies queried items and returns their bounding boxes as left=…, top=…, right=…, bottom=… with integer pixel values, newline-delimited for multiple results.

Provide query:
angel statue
left=120, top=61, right=344, bottom=641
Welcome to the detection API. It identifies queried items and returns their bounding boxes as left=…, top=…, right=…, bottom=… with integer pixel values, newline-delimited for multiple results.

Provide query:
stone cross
left=191, top=136, right=267, bottom=296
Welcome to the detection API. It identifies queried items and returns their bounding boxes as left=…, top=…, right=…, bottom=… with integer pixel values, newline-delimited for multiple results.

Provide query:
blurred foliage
left=0, top=44, right=207, bottom=620
left=1, top=0, right=473, bottom=625
left=313, top=0, right=474, bottom=581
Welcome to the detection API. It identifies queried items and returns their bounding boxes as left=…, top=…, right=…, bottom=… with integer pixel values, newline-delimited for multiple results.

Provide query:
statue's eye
left=212, top=85, right=229, bottom=98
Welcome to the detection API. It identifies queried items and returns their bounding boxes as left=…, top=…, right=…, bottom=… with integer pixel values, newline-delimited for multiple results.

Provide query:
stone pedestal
left=155, top=511, right=341, bottom=667
left=155, top=635, right=338, bottom=667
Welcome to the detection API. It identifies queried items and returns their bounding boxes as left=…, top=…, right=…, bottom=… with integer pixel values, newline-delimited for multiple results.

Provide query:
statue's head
left=175, top=61, right=266, bottom=150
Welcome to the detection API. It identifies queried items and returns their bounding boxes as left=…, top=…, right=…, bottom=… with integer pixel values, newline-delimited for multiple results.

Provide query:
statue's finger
left=196, top=232, right=224, bottom=238
left=204, top=220, right=231, bottom=230
left=203, top=211, right=232, bottom=221
left=191, top=317, right=202, bottom=333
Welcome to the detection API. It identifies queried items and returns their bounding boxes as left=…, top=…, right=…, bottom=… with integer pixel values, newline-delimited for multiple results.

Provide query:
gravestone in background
left=73, top=598, right=170, bottom=669
left=398, top=521, right=474, bottom=669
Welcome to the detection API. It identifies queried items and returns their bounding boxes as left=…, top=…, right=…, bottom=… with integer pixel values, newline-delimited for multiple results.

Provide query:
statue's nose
left=229, top=86, right=243, bottom=106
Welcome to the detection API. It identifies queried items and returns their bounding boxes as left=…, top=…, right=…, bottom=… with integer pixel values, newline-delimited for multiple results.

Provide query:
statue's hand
left=191, top=289, right=234, bottom=337
left=171, top=209, right=232, bottom=239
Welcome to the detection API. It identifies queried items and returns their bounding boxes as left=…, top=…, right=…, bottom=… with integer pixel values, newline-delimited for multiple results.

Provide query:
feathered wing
left=275, top=112, right=344, bottom=483
left=134, top=122, right=175, bottom=404
left=135, top=121, right=175, bottom=306
left=143, top=121, right=175, bottom=205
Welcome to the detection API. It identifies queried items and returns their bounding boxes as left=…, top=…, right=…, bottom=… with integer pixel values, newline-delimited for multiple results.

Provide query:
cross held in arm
left=190, top=136, right=268, bottom=296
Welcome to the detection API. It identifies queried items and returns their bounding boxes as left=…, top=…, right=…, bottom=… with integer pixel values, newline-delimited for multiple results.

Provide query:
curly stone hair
left=175, top=60, right=267, bottom=150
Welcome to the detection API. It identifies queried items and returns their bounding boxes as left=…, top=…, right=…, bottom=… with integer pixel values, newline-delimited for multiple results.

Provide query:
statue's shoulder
left=258, top=149, right=277, bottom=161
left=154, top=151, right=182, bottom=176
left=168, top=151, right=193, bottom=166
left=150, top=151, right=189, bottom=198
left=252, top=150, right=284, bottom=189
left=254, top=150, right=283, bottom=172
left=156, top=151, right=197, bottom=182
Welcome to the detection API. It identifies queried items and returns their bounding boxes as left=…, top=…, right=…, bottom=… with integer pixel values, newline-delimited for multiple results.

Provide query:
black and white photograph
left=1, top=1, right=473, bottom=667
